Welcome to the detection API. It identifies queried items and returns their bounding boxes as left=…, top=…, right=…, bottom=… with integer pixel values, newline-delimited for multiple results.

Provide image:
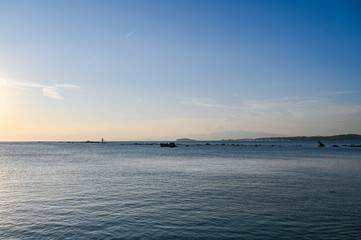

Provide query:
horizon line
left=1, top=133, right=360, bottom=143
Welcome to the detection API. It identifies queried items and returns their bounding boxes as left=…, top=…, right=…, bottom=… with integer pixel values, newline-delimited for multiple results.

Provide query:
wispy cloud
left=42, top=86, right=64, bottom=100
left=320, top=90, right=360, bottom=96
left=180, top=97, right=242, bottom=110
left=333, top=90, right=359, bottom=95
left=54, top=83, right=81, bottom=90
left=180, top=96, right=326, bottom=113
left=126, top=29, right=137, bottom=38
left=0, top=77, right=80, bottom=100
left=180, top=96, right=361, bottom=135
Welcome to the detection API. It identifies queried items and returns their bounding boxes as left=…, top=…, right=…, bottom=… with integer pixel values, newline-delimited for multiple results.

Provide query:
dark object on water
left=342, top=144, right=361, bottom=147
left=160, top=142, right=177, bottom=148
left=205, top=143, right=211, bottom=146
left=318, top=141, right=325, bottom=147
left=332, top=145, right=339, bottom=148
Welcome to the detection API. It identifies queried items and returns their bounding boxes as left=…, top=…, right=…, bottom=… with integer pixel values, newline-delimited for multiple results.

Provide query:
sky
left=0, top=0, right=360, bottom=141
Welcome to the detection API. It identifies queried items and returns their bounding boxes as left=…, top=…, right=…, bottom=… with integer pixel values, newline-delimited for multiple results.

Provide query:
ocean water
left=0, top=141, right=360, bottom=239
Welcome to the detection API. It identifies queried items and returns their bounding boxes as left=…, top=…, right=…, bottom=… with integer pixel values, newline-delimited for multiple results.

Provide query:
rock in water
left=160, top=142, right=177, bottom=148
left=318, top=141, right=325, bottom=147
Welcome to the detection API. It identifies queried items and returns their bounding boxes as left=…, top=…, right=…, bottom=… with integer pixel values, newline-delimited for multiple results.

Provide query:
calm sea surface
left=0, top=141, right=360, bottom=239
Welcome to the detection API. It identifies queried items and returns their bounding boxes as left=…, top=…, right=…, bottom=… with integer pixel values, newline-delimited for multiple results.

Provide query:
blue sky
left=0, top=0, right=360, bottom=140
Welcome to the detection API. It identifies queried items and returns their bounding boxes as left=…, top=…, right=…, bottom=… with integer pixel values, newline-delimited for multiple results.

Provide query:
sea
left=0, top=141, right=360, bottom=239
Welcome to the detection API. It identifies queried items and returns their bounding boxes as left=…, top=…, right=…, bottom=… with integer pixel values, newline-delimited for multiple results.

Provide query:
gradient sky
left=1, top=0, right=361, bottom=141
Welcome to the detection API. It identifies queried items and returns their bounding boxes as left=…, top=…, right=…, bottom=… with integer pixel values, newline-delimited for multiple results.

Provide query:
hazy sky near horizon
left=1, top=0, right=361, bottom=140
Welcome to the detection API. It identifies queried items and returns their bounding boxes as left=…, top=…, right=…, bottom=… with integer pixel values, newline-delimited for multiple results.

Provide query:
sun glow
left=0, top=86, right=8, bottom=137
left=0, top=85, right=20, bottom=141
left=0, top=86, right=7, bottom=113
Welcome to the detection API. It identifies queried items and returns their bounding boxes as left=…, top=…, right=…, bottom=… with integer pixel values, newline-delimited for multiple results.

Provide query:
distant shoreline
left=1, top=134, right=361, bottom=143
left=177, top=134, right=361, bottom=142
left=236, top=134, right=361, bottom=142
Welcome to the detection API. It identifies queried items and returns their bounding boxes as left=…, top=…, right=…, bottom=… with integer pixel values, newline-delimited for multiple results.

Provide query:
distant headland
left=176, top=138, right=197, bottom=142
left=178, top=134, right=361, bottom=142
left=243, top=134, right=361, bottom=141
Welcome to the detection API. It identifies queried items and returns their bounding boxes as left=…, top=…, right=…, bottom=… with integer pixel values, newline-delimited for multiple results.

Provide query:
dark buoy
left=318, top=141, right=325, bottom=147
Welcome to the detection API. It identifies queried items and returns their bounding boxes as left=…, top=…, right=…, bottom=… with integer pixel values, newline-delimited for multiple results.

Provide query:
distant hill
left=237, top=134, right=361, bottom=141
left=176, top=138, right=197, bottom=142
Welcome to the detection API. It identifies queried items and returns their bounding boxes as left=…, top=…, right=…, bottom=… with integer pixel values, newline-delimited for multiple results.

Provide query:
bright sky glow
left=0, top=0, right=360, bottom=141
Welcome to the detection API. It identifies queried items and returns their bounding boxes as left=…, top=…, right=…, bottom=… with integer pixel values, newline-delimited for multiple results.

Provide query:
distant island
left=176, top=138, right=198, bottom=142
left=243, top=134, right=361, bottom=141
left=178, top=134, right=361, bottom=142
left=242, top=134, right=361, bottom=141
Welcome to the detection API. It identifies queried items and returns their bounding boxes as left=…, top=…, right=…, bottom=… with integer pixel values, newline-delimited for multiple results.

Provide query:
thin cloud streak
left=318, top=90, right=360, bottom=96
left=42, top=86, right=64, bottom=100
left=126, top=29, right=137, bottom=38
left=180, top=96, right=327, bottom=113
left=0, top=78, right=43, bottom=89
left=180, top=96, right=361, bottom=135
left=0, top=77, right=80, bottom=100
left=180, top=97, right=243, bottom=110
left=54, top=83, right=81, bottom=90
left=332, top=90, right=359, bottom=95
